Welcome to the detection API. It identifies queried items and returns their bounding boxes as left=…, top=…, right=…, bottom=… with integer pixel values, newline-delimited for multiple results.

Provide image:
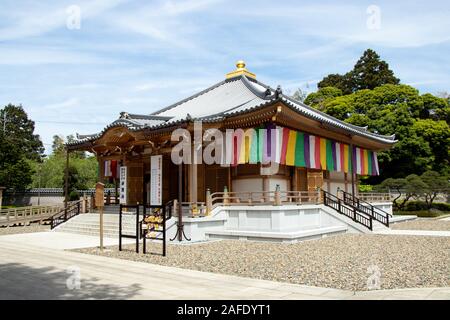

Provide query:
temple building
left=67, top=61, right=397, bottom=242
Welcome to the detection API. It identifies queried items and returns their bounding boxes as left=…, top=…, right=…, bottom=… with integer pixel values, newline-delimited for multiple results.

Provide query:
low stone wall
left=168, top=204, right=372, bottom=242
left=372, top=202, right=393, bottom=215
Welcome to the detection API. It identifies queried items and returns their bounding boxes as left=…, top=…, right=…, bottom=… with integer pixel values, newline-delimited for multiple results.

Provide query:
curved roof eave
left=68, top=75, right=397, bottom=147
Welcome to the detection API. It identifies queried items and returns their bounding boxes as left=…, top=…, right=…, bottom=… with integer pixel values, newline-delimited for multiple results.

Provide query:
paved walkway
left=0, top=232, right=448, bottom=300
left=374, top=229, right=450, bottom=237
left=0, top=232, right=135, bottom=250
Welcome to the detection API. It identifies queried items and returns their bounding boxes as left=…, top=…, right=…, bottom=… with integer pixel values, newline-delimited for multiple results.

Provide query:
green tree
left=412, top=119, right=450, bottom=173
left=0, top=104, right=44, bottom=161
left=317, top=74, right=352, bottom=94
left=304, top=87, right=343, bottom=111
left=377, top=174, right=427, bottom=210
left=52, top=135, right=65, bottom=156
left=317, top=49, right=399, bottom=94
left=31, top=151, right=98, bottom=189
left=0, top=133, right=34, bottom=190
left=306, top=84, right=450, bottom=180
left=420, top=171, right=450, bottom=208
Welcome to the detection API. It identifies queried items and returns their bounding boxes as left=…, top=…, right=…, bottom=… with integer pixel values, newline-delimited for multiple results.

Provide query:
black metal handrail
left=50, top=200, right=82, bottom=229
left=322, top=190, right=372, bottom=230
left=339, top=190, right=390, bottom=227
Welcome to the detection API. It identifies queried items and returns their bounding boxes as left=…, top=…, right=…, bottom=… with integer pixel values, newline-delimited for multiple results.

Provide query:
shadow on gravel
left=0, top=263, right=142, bottom=300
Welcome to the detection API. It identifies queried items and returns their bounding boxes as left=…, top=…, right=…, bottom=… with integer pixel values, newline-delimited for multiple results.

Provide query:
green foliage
left=304, top=87, right=343, bottom=110
left=69, top=190, right=80, bottom=201
left=317, top=49, right=399, bottom=94
left=52, top=135, right=65, bottom=156
left=306, top=83, right=450, bottom=180
left=402, top=201, right=450, bottom=212
left=31, top=153, right=98, bottom=189
left=0, top=130, right=35, bottom=191
left=420, top=171, right=450, bottom=208
left=0, top=105, right=43, bottom=190
left=358, top=184, right=373, bottom=192
left=377, top=171, right=449, bottom=210
left=377, top=174, right=427, bottom=210
left=394, top=210, right=443, bottom=218
left=0, top=104, right=44, bottom=161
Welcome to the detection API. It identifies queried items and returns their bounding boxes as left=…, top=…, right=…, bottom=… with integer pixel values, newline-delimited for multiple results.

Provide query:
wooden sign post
left=95, top=182, right=105, bottom=250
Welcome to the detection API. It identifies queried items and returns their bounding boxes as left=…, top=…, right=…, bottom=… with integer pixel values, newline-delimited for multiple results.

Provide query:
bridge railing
left=0, top=205, right=64, bottom=227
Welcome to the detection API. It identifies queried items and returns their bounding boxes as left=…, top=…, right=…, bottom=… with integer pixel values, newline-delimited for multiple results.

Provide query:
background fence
left=3, top=188, right=116, bottom=207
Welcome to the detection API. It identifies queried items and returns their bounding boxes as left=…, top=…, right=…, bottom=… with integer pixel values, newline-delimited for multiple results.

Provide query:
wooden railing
left=209, top=190, right=321, bottom=210
left=358, top=193, right=391, bottom=203
left=323, top=190, right=372, bottom=230
left=167, top=200, right=207, bottom=217
left=0, top=205, right=64, bottom=227
left=340, top=190, right=390, bottom=227
left=50, top=200, right=82, bottom=229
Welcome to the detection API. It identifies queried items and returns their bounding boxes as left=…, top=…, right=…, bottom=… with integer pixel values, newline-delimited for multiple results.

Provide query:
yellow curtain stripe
left=320, top=138, right=327, bottom=170
left=343, top=144, right=349, bottom=173
left=286, top=130, right=297, bottom=166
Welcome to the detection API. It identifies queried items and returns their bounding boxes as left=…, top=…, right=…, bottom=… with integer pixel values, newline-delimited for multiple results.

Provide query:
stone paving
left=0, top=232, right=448, bottom=300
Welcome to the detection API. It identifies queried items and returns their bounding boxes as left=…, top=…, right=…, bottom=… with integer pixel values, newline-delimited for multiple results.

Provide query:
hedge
left=400, top=201, right=450, bottom=212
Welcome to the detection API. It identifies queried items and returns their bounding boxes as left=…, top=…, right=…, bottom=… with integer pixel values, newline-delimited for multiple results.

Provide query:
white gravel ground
left=75, top=234, right=450, bottom=291
left=391, top=219, right=450, bottom=231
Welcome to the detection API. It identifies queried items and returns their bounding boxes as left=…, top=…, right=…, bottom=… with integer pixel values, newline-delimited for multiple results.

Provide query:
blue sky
left=0, top=0, right=449, bottom=153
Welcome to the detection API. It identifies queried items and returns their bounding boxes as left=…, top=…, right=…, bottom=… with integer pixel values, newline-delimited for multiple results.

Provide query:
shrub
left=431, top=202, right=450, bottom=211
left=69, top=190, right=80, bottom=201
left=394, top=210, right=441, bottom=218
left=404, top=201, right=429, bottom=211
left=402, top=201, right=450, bottom=212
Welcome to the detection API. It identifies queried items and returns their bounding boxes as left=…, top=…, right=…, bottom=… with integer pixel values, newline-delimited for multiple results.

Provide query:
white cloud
left=0, top=0, right=126, bottom=41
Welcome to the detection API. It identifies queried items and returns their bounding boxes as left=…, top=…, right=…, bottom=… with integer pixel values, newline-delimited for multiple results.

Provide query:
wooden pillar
left=189, top=162, right=197, bottom=203
left=350, top=143, right=356, bottom=196
left=292, top=168, right=298, bottom=191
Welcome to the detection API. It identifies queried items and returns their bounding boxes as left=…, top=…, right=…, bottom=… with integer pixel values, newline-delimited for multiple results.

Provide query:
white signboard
left=150, top=155, right=162, bottom=205
left=119, top=166, right=127, bottom=204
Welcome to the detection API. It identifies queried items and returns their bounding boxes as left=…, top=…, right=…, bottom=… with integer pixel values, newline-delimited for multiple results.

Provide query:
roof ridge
left=150, top=78, right=229, bottom=116
left=122, top=113, right=173, bottom=121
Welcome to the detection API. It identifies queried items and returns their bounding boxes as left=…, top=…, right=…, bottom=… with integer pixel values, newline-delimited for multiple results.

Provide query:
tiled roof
left=68, top=75, right=396, bottom=147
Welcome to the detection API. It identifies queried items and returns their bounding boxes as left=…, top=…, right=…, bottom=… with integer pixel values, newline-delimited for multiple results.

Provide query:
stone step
left=55, top=225, right=136, bottom=232
left=206, top=226, right=347, bottom=243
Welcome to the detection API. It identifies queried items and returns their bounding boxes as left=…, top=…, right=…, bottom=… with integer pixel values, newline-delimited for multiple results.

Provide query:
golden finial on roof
left=226, top=60, right=256, bottom=79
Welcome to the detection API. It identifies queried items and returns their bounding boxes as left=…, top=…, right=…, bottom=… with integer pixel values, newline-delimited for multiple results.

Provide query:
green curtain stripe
left=295, top=132, right=305, bottom=167
left=250, top=130, right=258, bottom=163
left=326, top=139, right=334, bottom=171
left=257, top=128, right=263, bottom=163
left=368, top=150, right=373, bottom=175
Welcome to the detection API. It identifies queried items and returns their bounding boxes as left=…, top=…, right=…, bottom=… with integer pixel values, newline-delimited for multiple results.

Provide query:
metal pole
left=178, top=163, right=183, bottom=241
left=37, top=162, right=41, bottom=206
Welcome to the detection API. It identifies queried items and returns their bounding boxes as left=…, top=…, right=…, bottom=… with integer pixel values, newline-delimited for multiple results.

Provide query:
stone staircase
left=53, top=212, right=138, bottom=238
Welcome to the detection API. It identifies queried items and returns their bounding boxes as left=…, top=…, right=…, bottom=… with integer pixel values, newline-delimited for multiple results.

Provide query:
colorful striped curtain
left=224, top=124, right=380, bottom=176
